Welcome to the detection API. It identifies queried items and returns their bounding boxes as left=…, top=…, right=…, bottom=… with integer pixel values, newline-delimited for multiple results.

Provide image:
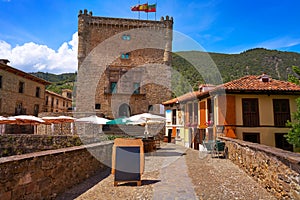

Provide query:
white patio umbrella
left=129, top=113, right=165, bottom=122
left=76, top=115, right=109, bottom=124
left=11, top=115, right=45, bottom=134
left=0, top=116, right=16, bottom=124
left=0, top=116, right=16, bottom=134
left=12, top=115, right=45, bottom=125
left=76, top=115, right=109, bottom=134
left=128, top=113, right=165, bottom=138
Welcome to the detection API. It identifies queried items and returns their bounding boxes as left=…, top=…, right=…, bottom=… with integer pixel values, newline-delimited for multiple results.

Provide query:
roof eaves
left=46, top=90, right=72, bottom=100
left=0, top=63, right=51, bottom=85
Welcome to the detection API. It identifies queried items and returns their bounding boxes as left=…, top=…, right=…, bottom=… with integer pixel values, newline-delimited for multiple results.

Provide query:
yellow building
left=163, top=74, right=300, bottom=152
left=44, top=90, right=72, bottom=113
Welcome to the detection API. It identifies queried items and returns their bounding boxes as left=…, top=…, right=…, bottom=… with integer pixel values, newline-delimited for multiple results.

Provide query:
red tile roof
left=163, top=74, right=300, bottom=105
left=162, top=91, right=209, bottom=105
left=218, top=75, right=300, bottom=92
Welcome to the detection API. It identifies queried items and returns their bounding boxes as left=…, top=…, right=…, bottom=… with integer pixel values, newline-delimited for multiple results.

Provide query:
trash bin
left=168, top=130, right=172, bottom=143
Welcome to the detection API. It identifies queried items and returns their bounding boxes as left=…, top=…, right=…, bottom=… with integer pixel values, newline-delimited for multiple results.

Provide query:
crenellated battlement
left=78, top=9, right=93, bottom=16
left=78, top=9, right=173, bottom=29
left=77, top=9, right=174, bottom=67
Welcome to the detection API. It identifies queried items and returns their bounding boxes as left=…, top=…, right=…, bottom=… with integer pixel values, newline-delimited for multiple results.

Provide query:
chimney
left=0, top=59, right=10, bottom=65
left=198, top=84, right=216, bottom=92
left=260, top=73, right=270, bottom=82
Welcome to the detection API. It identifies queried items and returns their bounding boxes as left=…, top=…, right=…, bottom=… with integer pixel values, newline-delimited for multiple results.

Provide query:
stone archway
left=118, top=103, right=131, bottom=117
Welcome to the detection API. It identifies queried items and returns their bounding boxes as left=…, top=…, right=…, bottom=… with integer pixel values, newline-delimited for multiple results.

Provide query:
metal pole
left=155, top=0, right=157, bottom=20
left=138, top=0, right=140, bottom=19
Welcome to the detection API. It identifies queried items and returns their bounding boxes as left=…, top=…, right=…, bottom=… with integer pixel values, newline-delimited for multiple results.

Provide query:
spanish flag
left=131, top=3, right=148, bottom=11
left=131, top=4, right=140, bottom=11
left=139, top=3, right=148, bottom=11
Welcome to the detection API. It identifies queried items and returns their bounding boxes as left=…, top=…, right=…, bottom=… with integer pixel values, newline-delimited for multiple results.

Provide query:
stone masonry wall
left=76, top=10, right=173, bottom=118
left=77, top=10, right=173, bottom=67
left=220, top=136, right=300, bottom=199
left=0, top=141, right=113, bottom=200
left=0, top=135, right=83, bottom=157
left=37, top=112, right=76, bottom=135
left=0, top=67, right=46, bottom=116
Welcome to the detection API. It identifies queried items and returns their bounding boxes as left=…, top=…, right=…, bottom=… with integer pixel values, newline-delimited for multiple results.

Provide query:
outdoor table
left=142, top=138, right=156, bottom=153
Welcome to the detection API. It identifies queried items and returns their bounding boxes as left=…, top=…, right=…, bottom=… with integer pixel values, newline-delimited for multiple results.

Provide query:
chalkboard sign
left=111, top=138, right=144, bottom=186
left=115, top=147, right=140, bottom=181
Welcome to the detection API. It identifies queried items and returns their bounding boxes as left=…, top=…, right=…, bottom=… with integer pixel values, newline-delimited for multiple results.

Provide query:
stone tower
left=76, top=9, right=173, bottom=118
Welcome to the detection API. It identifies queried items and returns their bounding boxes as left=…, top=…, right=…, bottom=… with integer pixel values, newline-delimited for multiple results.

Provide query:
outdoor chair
left=202, top=140, right=215, bottom=154
left=212, top=140, right=226, bottom=158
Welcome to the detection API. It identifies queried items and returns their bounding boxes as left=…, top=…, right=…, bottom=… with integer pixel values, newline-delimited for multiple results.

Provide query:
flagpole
left=138, top=0, right=140, bottom=19
left=155, top=0, right=157, bottom=20
left=147, top=1, right=148, bottom=20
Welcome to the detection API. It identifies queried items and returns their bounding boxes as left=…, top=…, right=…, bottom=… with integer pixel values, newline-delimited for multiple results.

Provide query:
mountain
left=29, top=72, right=76, bottom=94
left=30, top=72, right=77, bottom=83
left=30, top=48, right=300, bottom=95
left=172, top=48, right=300, bottom=94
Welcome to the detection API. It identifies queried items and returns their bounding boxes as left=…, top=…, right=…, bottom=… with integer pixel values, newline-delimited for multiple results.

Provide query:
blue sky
left=1, top=0, right=300, bottom=73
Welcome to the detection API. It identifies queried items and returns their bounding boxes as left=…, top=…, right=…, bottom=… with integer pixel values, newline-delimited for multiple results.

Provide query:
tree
left=285, top=98, right=300, bottom=148
left=288, top=66, right=300, bottom=84
left=285, top=65, right=300, bottom=149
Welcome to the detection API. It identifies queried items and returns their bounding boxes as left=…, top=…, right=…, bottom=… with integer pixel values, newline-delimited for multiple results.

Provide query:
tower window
left=95, top=103, right=101, bottom=110
left=122, top=34, right=131, bottom=40
left=133, top=82, right=140, bottom=94
left=121, top=53, right=130, bottom=59
left=110, top=82, right=117, bottom=93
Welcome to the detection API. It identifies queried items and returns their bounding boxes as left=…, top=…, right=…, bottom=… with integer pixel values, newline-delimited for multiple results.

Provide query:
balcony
left=104, top=87, right=146, bottom=96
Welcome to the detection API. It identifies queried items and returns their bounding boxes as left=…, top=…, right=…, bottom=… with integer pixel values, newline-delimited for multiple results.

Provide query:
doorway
left=118, top=103, right=131, bottom=117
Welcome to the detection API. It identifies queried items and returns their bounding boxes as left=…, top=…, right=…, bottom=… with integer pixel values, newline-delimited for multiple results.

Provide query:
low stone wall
left=0, top=141, right=113, bottom=200
left=220, top=136, right=300, bottom=199
left=0, top=135, right=83, bottom=157
left=37, top=112, right=76, bottom=135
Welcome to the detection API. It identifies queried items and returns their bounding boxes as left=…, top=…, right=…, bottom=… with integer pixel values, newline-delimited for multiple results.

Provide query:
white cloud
left=0, top=32, right=78, bottom=74
left=257, top=37, right=300, bottom=50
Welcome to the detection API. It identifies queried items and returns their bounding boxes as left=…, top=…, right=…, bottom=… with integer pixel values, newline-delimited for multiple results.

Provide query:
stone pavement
left=152, top=145, right=197, bottom=200
left=57, top=143, right=276, bottom=200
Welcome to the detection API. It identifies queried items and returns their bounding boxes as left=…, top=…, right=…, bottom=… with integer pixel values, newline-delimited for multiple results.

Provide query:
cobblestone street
left=57, top=143, right=276, bottom=200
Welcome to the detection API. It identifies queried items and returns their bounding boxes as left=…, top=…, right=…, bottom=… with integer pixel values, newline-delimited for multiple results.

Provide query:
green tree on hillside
left=288, top=66, right=300, bottom=84
left=286, top=65, right=300, bottom=149
left=286, top=98, right=300, bottom=148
